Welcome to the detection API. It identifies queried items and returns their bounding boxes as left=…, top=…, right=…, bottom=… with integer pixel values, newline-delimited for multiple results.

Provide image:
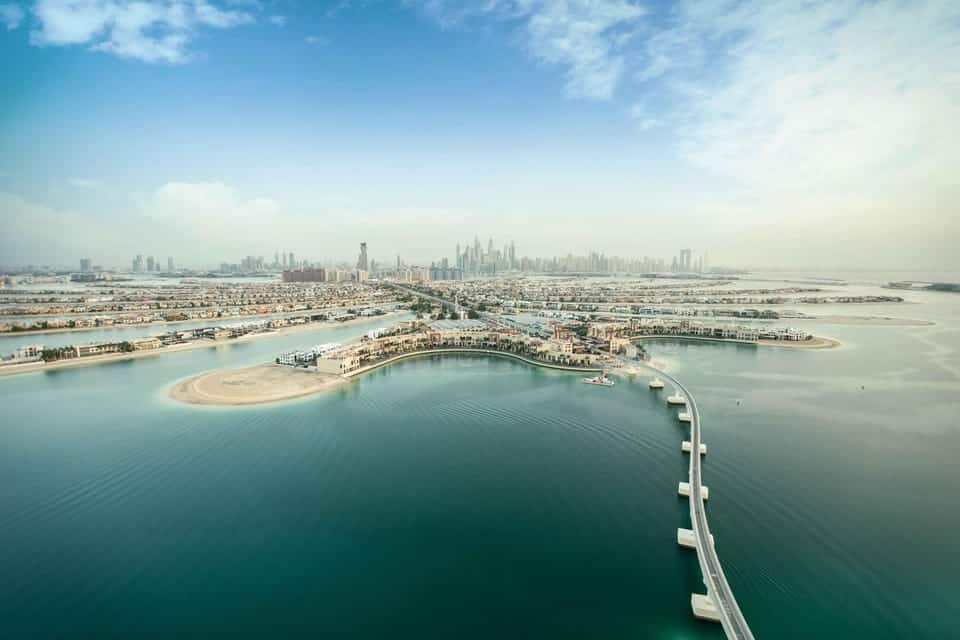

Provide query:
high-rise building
left=146, top=256, right=155, bottom=272
left=288, top=252, right=295, bottom=269
left=357, top=242, right=368, bottom=271
left=679, top=249, right=692, bottom=272
left=80, top=258, right=91, bottom=273
left=167, top=257, right=174, bottom=272
left=133, top=254, right=144, bottom=273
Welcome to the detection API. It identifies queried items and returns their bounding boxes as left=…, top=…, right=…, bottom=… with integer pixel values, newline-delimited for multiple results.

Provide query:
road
left=646, top=364, right=755, bottom=640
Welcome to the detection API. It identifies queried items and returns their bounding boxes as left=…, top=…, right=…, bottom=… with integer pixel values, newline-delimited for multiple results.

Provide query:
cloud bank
left=29, top=0, right=256, bottom=63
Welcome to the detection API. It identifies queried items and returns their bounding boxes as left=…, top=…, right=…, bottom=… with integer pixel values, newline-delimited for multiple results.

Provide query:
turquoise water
left=2, top=297, right=959, bottom=638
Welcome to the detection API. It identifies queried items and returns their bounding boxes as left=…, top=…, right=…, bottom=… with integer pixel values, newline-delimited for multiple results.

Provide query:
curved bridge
left=644, top=363, right=755, bottom=639
left=379, top=284, right=753, bottom=637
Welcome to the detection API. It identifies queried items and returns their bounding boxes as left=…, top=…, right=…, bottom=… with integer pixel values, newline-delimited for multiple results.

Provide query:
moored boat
left=583, top=373, right=615, bottom=387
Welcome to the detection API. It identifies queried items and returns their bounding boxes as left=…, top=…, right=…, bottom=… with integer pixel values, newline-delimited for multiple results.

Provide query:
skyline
left=2, top=0, right=959, bottom=270
left=4, top=238, right=709, bottom=274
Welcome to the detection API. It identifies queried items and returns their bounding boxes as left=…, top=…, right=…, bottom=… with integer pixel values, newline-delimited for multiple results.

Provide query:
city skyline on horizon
left=2, top=0, right=958, bottom=271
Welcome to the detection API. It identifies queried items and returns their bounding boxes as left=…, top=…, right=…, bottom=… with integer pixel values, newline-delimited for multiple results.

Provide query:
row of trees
left=40, top=341, right=135, bottom=362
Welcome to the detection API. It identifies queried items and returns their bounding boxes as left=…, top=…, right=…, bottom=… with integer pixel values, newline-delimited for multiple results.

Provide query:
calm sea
left=1, top=284, right=958, bottom=638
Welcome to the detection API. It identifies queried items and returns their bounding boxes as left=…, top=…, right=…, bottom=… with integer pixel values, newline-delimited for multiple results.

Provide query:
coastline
left=169, top=348, right=604, bottom=407
left=0, top=312, right=407, bottom=378
left=0, top=304, right=400, bottom=338
left=788, top=315, right=933, bottom=326
left=758, top=336, right=840, bottom=349
left=631, top=334, right=840, bottom=349
left=169, top=364, right=347, bottom=406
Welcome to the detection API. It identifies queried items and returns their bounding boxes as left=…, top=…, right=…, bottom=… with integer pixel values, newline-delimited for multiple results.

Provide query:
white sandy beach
left=757, top=336, right=840, bottom=349
left=169, top=364, right=347, bottom=405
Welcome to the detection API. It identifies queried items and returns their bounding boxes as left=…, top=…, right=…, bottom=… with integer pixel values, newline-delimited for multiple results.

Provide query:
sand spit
left=170, top=364, right=347, bottom=406
left=790, top=315, right=933, bottom=326
left=758, top=336, right=840, bottom=349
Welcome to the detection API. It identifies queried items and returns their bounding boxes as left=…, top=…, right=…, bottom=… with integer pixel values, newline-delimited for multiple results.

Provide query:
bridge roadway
left=384, top=282, right=754, bottom=638
left=645, top=363, right=755, bottom=639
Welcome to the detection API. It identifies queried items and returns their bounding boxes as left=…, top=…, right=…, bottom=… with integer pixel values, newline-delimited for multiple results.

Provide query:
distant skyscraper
left=167, top=257, right=174, bottom=272
left=357, top=242, right=368, bottom=271
left=397, top=255, right=401, bottom=270
left=133, top=254, right=144, bottom=273
left=80, top=258, right=91, bottom=273
left=146, top=256, right=155, bottom=272
left=289, top=252, right=295, bottom=269
left=679, top=249, right=692, bottom=272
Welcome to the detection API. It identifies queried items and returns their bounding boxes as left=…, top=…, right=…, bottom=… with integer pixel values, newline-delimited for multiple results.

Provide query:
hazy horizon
left=2, top=0, right=958, bottom=270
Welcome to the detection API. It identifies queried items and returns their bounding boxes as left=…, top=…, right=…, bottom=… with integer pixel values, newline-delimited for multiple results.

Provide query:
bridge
left=383, top=281, right=754, bottom=638
left=647, top=363, right=755, bottom=639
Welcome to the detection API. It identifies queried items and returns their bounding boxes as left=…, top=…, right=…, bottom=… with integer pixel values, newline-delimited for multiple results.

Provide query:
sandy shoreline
left=632, top=334, right=840, bottom=349
left=170, top=364, right=347, bottom=405
left=788, top=315, right=933, bottom=326
left=757, top=336, right=840, bottom=349
left=0, top=312, right=407, bottom=378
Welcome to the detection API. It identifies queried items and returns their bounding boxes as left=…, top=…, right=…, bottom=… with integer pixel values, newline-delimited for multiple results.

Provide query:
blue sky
left=1, top=0, right=958, bottom=269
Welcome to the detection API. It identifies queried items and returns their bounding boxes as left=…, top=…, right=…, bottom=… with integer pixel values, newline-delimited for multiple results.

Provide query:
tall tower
left=357, top=242, right=368, bottom=271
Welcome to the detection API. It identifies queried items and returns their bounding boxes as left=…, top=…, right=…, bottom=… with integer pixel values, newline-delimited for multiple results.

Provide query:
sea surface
left=1, top=283, right=958, bottom=638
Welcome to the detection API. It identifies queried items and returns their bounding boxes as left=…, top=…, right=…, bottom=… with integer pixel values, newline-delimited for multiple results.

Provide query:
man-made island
left=169, top=315, right=838, bottom=406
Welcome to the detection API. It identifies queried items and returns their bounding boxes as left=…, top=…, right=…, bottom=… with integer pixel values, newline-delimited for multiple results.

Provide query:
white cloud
left=146, top=181, right=278, bottom=223
left=642, top=0, right=960, bottom=192
left=411, top=0, right=645, bottom=99
left=268, top=14, right=285, bottom=27
left=30, top=0, right=255, bottom=63
left=628, top=102, right=660, bottom=130
left=0, top=3, right=24, bottom=30
left=305, top=34, right=328, bottom=46
left=68, top=177, right=101, bottom=189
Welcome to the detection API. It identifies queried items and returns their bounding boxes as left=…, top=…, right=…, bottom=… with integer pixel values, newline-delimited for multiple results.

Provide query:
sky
left=1, top=0, right=958, bottom=271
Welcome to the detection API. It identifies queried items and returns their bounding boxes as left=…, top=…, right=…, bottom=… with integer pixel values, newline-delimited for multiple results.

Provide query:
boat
left=583, top=373, right=615, bottom=387
left=649, top=377, right=665, bottom=389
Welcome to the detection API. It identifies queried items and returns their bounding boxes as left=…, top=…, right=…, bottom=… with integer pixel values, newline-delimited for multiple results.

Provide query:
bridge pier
left=677, top=527, right=714, bottom=548
left=682, top=440, right=707, bottom=455
left=678, top=481, right=709, bottom=500
left=691, top=593, right=723, bottom=622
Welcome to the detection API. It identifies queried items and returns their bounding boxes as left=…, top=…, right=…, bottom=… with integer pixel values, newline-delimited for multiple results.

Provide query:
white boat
left=583, top=373, right=615, bottom=387
left=649, top=377, right=665, bottom=389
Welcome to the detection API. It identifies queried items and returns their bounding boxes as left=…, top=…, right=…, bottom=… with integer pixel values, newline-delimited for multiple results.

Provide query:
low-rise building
left=132, top=337, right=161, bottom=350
